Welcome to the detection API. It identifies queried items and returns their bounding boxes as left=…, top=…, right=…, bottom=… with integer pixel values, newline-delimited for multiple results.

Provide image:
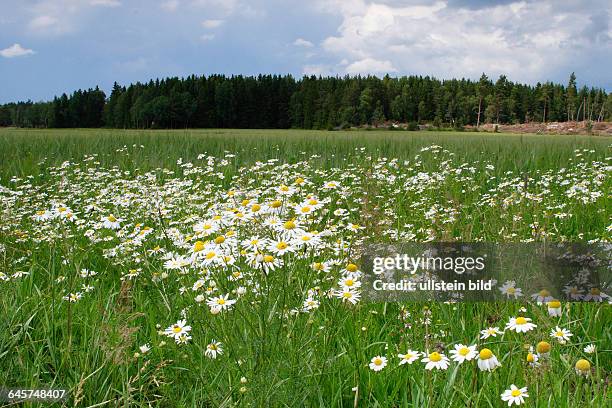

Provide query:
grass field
left=0, top=128, right=610, bottom=407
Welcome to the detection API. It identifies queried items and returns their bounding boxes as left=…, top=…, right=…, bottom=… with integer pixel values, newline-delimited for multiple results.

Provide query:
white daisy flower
left=449, top=344, right=477, bottom=364
left=369, top=356, right=387, bottom=372
left=477, top=348, right=501, bottom=372
left=501, top=385, right=528, bottom=406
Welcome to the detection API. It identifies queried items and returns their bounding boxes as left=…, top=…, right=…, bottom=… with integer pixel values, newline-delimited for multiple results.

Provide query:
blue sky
left=1, top=0, right=610, bottom=103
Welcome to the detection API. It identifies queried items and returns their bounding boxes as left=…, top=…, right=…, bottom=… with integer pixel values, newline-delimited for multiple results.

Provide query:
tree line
left=1, top=73, right=610, bottom=129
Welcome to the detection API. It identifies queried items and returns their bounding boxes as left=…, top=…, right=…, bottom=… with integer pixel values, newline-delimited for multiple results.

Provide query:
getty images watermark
left=362, top=243, right=610, bottom=302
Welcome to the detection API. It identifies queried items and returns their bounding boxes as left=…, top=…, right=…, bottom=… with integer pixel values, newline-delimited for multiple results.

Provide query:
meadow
left=0, top=128, right=610, bottom=407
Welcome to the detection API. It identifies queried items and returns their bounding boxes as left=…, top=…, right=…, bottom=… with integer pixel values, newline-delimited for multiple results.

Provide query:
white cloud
left=293, top=38, right=314, bottom=47
left=90, top=0, right=121, bottom=7
left=161, top=0, right=180, bottom=11
left=201, top=19, right=224, bottom=29
left=345, top=58, right=396, bottom=74
left=29, top=15, right=58, bottom=30
left=200, top=33, right=216, bottom=41
left=0, top=43, right=35, bottom=58
left=315, top=0, right=611, bottom=83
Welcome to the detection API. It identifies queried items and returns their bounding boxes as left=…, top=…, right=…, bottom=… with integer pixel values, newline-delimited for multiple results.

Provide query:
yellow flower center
left=536, top=341, right=551, bottom=353
left=107, top=215, right=117, bottom=222
left=214, top=236, right=225, bottom=244
left=527, top=353, right=535, bottom=363
left=36, top=210, right=46, bottom=215
left=345, top=279, right=354, bottom=287
left=276, top=242, right=288, bottom=250
left=479, top=349, right=493, bottom=360
left=511, top=390, right=521, bottom=397
left=263, top=255, right=274, bottom=263
left=459, top=347, right=470, bottom=356
left=313, top=263, right=323, bottom=270
left=555, top=331, right=563, bottom=337
left=575, top=359, right=590, bottom=372
left=346, top=263, right=358, bottom=272
left=301, top=206, right=311, bottom=213
left=217, top=299, right=226, bottom=305
left=429, top=352, right=442, bottom=362
left=590, top=288, right=600, bottom=295
left=206, top=251, right=216, bottom=259
left=172, top=326, right=181, bottom=333
left=271, top=200, right=282, bottom=208
left=507, top=287, right=516, bottom=294
left=241, top=199, right=250, bottom=206
left=342, top=292, right=353, bottom=298
left=295, top=177, right=304, bottom=185
left=539, top=289, right=550, bottom=297
left=251, top=204, right=261, bottom=212
left=283, top=221, right=296, bottom=230
left=193, top=241, right=205, bottom=252
left=548, top=300, right=561, bottom=308
left=308, top=199, right=318, bottom=205
left=301, top=235, right=311, bottom=241
left=280, top=185, right=289, bottom=192
left=373, top=358, right=382, bottom=366
left=516, top=317, right=527, bottom=325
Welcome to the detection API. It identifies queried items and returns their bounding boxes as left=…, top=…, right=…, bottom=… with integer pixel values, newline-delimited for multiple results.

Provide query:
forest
left=1, top=73, right=610, bottom=129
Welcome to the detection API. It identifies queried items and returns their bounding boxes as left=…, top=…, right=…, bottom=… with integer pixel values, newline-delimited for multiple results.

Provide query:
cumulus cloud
left=293, top=38, right=314, bottom=47
left=201, top=19, right=224, bottom=28
left=315, top=0, right=612, bottom=83
left=345, top=58, right=396, bottom=74
left=0, top=43, right=35, bottom=58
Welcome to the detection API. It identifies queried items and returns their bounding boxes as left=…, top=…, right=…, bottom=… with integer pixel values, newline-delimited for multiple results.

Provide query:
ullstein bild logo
left=361, top=243, right=610, bottom=302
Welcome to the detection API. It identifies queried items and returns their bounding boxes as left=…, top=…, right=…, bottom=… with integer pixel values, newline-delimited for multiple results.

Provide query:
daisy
left=583, top=287, right=609, bottom=302
left=563, top=285, right=584, bottom=300
left=505, top=316, right=537, bottom=333
left=575, top=359, right=591, bottom=376
left=311, top=261, right=331, bottom=273
left=205, top=340, right=223, bottom=359
left=302, top=298, right=319, bottom=311
left=531, top=289, right=554, bottom=305
left=421, top=351, right=450, bottom=370
left=33, top=209, right=51, bottom=221
left=102, top=214, right=121, bottom=229
left=501, top=385, right=529, bottom=406
left=449, top=344, right=477, bottom=364
left=338, top=275, right=361, bottom=291
left=334, top=288, right=361, bottom=305
left=535, top=341, right=551, bottom=357
left=477, top=348, right=501, bottom=371
left=269, top=240, right=295, bottom=256
left=547, top=300, right=562, bottom=317
left=175, top=333, right=192, bottom=344
left=398, top=350, right=420, bottom=365
left=164, top=319, right=191, bottom=340
left=583, top=344, right=596, bottom=354
left=550, top=326, right=572, bottom=344
left=206, top=294, right=237, bottom=311
left=526, top=350, right=540, bottom=367
left=369, top=356, right=387, bottom=372
left=480, top=327, right=503, bottom=339
left=498, top=281, right=522, bottom=299
left=63, top=292, right=82, bottom=302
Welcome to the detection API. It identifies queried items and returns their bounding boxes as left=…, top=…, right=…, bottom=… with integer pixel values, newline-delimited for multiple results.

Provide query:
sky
left=0, top=0, right=611, bottom=103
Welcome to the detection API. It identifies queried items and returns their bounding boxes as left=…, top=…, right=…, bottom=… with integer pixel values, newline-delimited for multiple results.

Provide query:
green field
left=0, top=128, right=610, bottom=407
